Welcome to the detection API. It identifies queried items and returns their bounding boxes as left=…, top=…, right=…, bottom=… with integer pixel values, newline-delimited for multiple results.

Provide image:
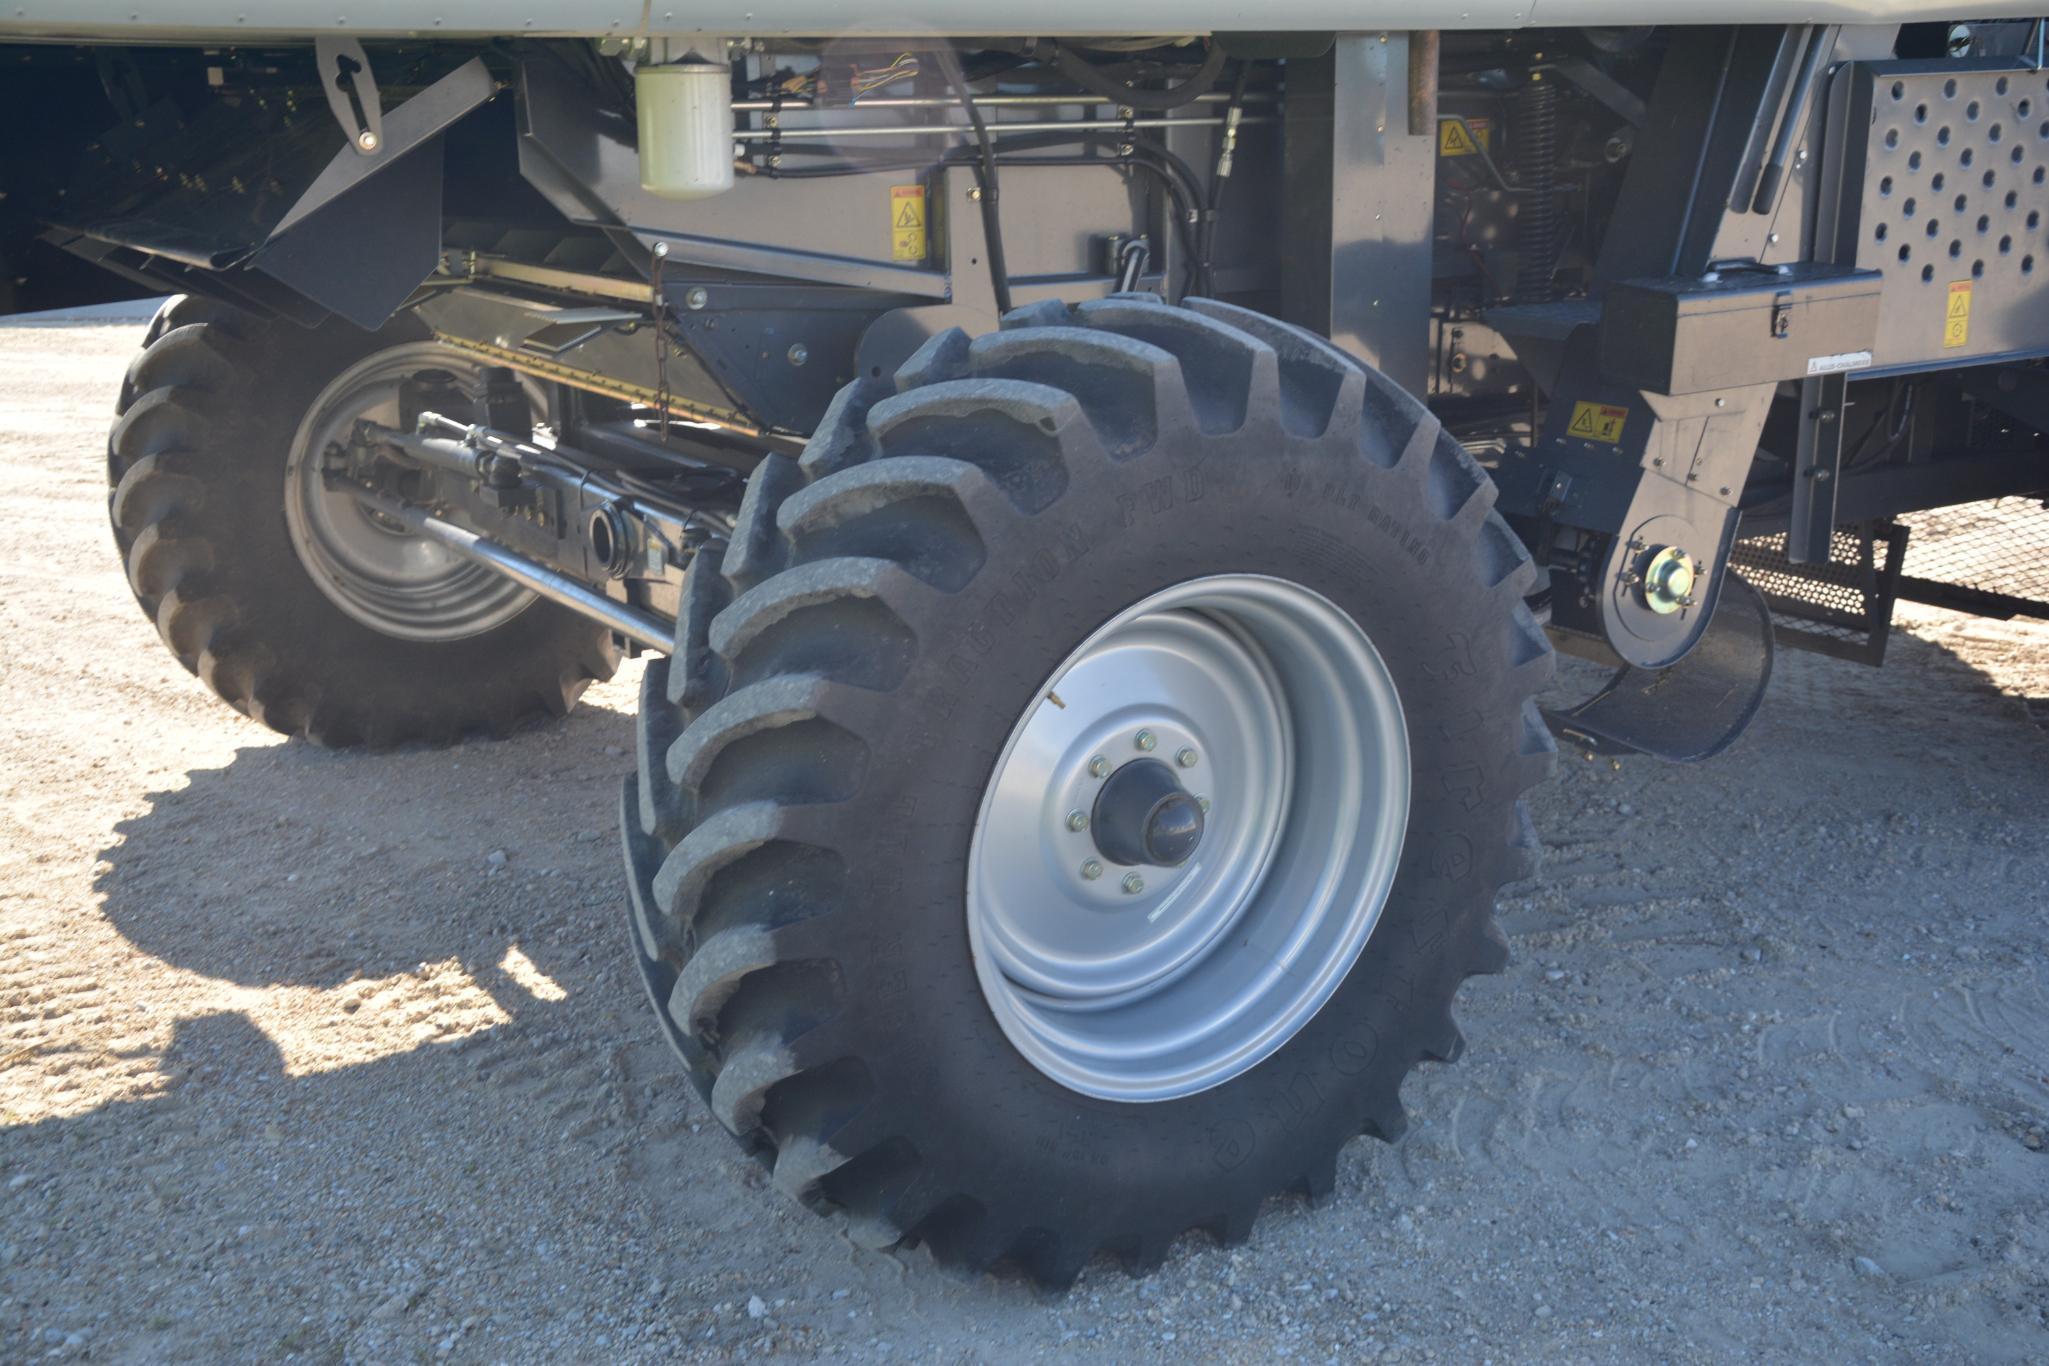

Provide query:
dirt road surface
left=3, top=319, right=2047, bottom=1362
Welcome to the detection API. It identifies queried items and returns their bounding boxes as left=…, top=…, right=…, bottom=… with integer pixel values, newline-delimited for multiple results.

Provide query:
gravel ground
left=2, top=319, right=2047, bottom=1363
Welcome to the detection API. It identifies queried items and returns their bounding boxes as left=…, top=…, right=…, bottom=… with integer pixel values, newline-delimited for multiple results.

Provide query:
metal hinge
left=313, top=37, right=384, bottom=155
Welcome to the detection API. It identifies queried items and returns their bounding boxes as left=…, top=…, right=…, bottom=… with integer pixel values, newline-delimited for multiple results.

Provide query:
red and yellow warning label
left=890, top=184, right=926, bottom=262
left=1942, top=279, right=1972, bottom=349
left=1566, top=400, right=1629, bottom=444
left=1438, top=117, right=1492, bottom=157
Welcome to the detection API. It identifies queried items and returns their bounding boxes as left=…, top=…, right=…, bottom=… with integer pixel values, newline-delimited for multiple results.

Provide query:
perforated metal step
left=1896, top=496, right=2049, bottom=620
left=1730, top=522, right=1908, bottom=664
left=1732, top=497, right=2049, bottom=664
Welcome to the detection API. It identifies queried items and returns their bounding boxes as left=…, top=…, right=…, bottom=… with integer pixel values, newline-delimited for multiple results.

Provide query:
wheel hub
left=966, top=574, right=1411, bottom=1103
left=283, top=342, right=541, bottom=642
left=1090, top=758, right=1205, bottom=868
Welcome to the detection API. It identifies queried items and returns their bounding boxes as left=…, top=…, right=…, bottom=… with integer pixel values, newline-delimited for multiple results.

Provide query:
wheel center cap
left=1091, top=759, right=1205, bottom=867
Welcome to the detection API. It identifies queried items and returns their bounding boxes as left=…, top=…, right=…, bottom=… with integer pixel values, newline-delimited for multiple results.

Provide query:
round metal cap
left=1091, top=759, right=1205, bottom=867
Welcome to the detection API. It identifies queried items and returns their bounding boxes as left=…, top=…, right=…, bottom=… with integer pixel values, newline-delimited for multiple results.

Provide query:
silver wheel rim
left=966, top=573, right=1411, bottom=1102
left=283, top=341, right=538, bottom=641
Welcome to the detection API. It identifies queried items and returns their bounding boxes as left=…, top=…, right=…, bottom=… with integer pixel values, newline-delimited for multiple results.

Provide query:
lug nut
left=1134, top=729, right=1157, bottom=752
left=1066, top=809, right=1089, bottom=832
left=1198, top=796, right=1211, bottom=813
left=1087, top=755, right=1109, bottom=778
left=1121, top=873, right=1145, bottom=895
left=1081, top=859, right=1103, bottom=881
left=1176, top=747, right=1198, bottom=768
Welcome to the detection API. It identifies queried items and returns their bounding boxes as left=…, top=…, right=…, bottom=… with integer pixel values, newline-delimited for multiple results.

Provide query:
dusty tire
left=623, top=296, right=1554, bottom=1283
left=107, top=297, right=620, bottom=746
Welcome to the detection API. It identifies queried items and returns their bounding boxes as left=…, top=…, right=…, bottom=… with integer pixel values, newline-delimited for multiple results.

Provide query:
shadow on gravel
left=90, top=698, right=643, bottom=1000
left=28, top=609, right=2046, bottom=1358
left=0, top=998, right=789, bottom=1359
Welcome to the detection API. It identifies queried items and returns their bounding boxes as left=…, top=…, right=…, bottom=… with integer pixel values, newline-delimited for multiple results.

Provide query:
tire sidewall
left=147, top=315, right=614, bottom=733
left=804, top=417, right=1525, bottom=1219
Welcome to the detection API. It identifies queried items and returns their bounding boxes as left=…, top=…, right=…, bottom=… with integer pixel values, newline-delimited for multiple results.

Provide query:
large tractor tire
left=623, top=296, right=1554, bottom=1283
left=107, top=296, right=619, bottom=747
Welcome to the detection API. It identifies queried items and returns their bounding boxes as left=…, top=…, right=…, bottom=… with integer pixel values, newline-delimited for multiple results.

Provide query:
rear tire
left=107, top=297, right=619, bottom=746
left=623, top=296, right=1553, bottom=1283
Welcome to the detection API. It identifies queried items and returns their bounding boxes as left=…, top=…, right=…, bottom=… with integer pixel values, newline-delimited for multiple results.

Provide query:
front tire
left=624, top=296, right=1553, bottom=1282
left=107, top=297, right=620, bottom=746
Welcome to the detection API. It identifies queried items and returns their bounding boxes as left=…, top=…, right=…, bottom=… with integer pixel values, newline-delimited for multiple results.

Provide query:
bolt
left=1081, top=859, right=1103, bottom=881
left=1134, top=729, right=1157, bottom=752
left=967, top=186, right=982, bottom=202
left=1122, top=873, right=1146, bottom=895
left=1066, top=809, right=1089, bottom=832
left=1175, top=747, right=1198, bottom=769
left=684, top=286, right=708, bottom=310
left=1087, top=755, right=1109, bottom=778
left=787, top=343, right=809, bottom=367
left=356, top=129, right=380, bottom=153
left=1198, top=796, right=1211, bottom=814
left=653, top=241, right=670, bottom=259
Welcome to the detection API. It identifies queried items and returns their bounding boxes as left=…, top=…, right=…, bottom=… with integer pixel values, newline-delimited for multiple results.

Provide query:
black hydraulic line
left=1046, top=38, right=1226, bottom=111
left=1198, top=62, right=1250, bottom=295
left=1750, top=24, right=1833, bottom=213
left=934, top=48, right=1013, bottom=315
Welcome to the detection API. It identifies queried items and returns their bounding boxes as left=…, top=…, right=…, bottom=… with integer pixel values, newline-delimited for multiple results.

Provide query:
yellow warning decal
left=1943, top=279, right=1972, bottom=349
left=1566, top=400, right=1629, bottom=444
left=890, top=185, right=926, bottom=263
left=1438, top=117, right=1491, bottom=157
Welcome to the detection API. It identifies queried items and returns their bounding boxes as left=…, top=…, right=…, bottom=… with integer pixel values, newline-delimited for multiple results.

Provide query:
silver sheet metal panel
left=1823, top=61, right=2049, bottom=370
left=1, top=2, right=2044, bottom=42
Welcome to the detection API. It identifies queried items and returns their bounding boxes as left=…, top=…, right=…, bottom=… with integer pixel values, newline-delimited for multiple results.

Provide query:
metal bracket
left=1538, top=55, right=1648, bottom=129
left=314, top=37, right=384, bottom=155
left=1770, top=293, right=1794, bottom=339
left=1788, top=371, right=1847, bottom=563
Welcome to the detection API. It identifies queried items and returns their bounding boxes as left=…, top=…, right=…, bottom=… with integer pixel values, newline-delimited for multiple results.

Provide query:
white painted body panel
left=0, top=1, right=2040, bottom=43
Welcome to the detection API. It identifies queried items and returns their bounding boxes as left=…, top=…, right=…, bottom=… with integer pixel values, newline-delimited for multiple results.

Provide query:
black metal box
left=1598, top=262, right=1883, bottom=395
